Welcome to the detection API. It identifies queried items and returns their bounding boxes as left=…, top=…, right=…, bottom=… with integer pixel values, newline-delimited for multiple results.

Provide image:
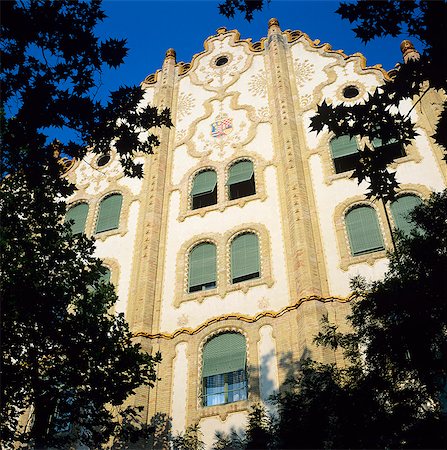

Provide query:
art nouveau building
left=64, top=19, right=446, bottom=448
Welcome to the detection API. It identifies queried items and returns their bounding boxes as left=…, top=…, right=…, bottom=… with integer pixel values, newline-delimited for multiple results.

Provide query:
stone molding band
left=133, top=294, right=352, bottom=340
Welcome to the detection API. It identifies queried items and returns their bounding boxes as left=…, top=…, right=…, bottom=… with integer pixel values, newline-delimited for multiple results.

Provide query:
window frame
left=188, top=241, right=217, bottom=293
left=190, top=169, right=218, bottom=210
left=95, top=193, right=123, bottom=234
left=230, top=232, right=261, bottom=284
left=389, top=194, right=422, bottom=237
left=201, top=332, right=248, bottom=408
left=345, top=205, right=385, bottom=256
left=329, top=135, right=360, bottom=174
left=65, top=202, right=89, bottom=235
left=226, top=159, right=256, bottom=201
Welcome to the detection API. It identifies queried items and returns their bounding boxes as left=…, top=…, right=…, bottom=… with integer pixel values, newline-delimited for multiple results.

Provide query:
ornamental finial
left=400, top=40, right=420, bottom=63
left=268, top=18, right=280, bottom=28
left=165, top=48, right=176, bottom=60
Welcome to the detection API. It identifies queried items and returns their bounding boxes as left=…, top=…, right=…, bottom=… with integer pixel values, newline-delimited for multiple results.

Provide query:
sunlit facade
left=65, top=19, right=446, bottom=448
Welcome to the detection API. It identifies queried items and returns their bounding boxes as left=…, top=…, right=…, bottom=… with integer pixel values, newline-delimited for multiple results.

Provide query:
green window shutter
left=65, top=203, right=88, bottom=235
left=191, top=171, right=217, bottom=196
left=227, top=161, right=254, bottom=185
left=330, top=136, right=358, bottom=158
left=390, top=195, right=422, bottom=236
left=96, top=194, right=123, bottom=233
left=372, top=134, right=398, bottom=148
left=203, top=333, right=246, bottom=377
left=346, top=206, right=384, bottom=256
left=100, top=268, right=111, bottom=284
left=188, top=243, right=216, bottom=289
left=231, top=233, right=260, bottom=280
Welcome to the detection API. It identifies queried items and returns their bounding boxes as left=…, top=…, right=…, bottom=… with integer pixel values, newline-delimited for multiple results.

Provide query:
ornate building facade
left=65, top=19, right=446, bottom=448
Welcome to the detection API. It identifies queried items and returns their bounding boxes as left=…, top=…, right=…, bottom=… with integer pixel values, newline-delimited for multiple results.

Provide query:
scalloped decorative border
left=142, top=26, right=391, bottom=86
left=133, top=294, right=352, bottom=340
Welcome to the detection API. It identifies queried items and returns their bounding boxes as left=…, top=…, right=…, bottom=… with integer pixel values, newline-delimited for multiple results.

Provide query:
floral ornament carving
left=248, top=71, right=268, bottom=98
left=255, top=106, right=270, bottom=122
left=175, top=129, right=187, bottom=145
left=299, top=94, right=312, bottom=108
left=177, top=314, right=189, bottom=327
left=294, top=59, right=315, bottom=87
left=176, top=93, right=195, bottom=121
left=258, top=297, right=270, bottom=309
left=76, top=157, right=122, bottom=193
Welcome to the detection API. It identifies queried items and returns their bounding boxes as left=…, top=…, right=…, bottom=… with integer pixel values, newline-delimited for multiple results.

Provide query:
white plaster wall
left=258, top=325, right=279, bottom=411
left=67, top=153, right=145, bottom=315
left=309, top=153, right=389, bottom=295
left=200, top=411, right=247, bottom=450
left=142, top=86, right=155, bottom=105
left=159, top=165, right=290, bottom=333
left=171, top=342, right=188, bottom=434
left=307, top=128, right=445, bottom=296
left=94, top=199, right=140, bottom=314
left=175, top=76, right=215, bottom=132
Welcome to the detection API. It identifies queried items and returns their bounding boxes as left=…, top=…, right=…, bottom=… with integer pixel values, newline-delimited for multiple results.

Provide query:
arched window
left=330, top=135, right=359, bottom=173
left=202, top=333, right=247, bottom=407
left=345, top=206, right=384, bottom=256
left=227, top=160, right=255, bottom=200
left=231, top=233, right=260, bottom=283
left=95, top=194, right=123, bottom=233
left=372, top=135, right=405, bottom=161
left=65, top=203, right=88, bottom=235
left=191, top=170, right=217, bottom=210
left=188, top=242, right=217, bottom=293
left=390, top=195, right=422, bottom=236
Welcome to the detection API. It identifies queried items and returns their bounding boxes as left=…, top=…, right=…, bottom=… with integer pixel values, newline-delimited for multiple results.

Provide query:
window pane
left=65, top=203, right=88, bottom=235
left=231, top=233, right=260, bottom=282
left=346, top=206, right=384, bottom=256
left=188, top=243, right=216, bottom=292
left=390, top=195, right=422, bottom=237
left=96, top=194, right=122, bottom=233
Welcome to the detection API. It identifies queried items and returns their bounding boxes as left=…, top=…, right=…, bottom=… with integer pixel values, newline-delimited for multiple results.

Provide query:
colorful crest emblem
left=211, top=115, right=233, bottom=138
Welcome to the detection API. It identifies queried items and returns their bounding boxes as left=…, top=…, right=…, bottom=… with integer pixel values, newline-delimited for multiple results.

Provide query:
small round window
left=97, top=153, right=111, bottom=167
left=343, top=85, right=360, bottom=99
left=215, top=56, right=229, bottom=67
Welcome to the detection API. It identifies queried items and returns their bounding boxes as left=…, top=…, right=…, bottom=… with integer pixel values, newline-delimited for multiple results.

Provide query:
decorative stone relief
left=294, top=58, right=315, bottom=87
left=177, top=314, right=190, bottom=327
left=248, top=71, right=268, bottom=98
left=257, top=297, right=270, bottom=309
left=176, top=93, right=196, bottom=121
left=188, top=34, right=253, bottom=92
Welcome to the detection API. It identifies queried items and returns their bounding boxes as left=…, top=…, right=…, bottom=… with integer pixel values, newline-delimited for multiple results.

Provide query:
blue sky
left=96, top=0, right=413, bottom=99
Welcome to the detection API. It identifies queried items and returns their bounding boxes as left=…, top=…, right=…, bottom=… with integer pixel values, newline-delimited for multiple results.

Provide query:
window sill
left=175, top=275, right=274, bottom=308
left=197, top=398, right=250, bottom=421
left=94, top=227, right=127, bottom=242
left=340, top=249, right=387, bottom=271
left=178, top=192, right=267, bottom=222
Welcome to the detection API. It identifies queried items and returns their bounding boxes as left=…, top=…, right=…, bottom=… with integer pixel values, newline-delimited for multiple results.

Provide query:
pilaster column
left=266, top=19, right=324, bottom=298
left=128, top=49, right=177, bottom=333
